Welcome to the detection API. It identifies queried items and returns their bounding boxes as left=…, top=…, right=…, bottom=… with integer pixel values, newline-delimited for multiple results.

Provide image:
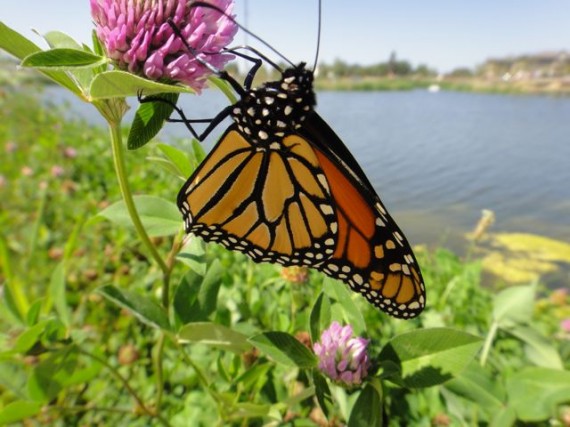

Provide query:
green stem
left=153, top=233, right=185, bottom=411
left=26, top=182, right=48, bottom=272
left=155, top=333, right=166, bottom=410
left=480, top=320, right=499, bottom=367
left=108, top=120, right=169, bottom=276
left=103, top=102, right=174, bottom=423
left=170, top=335, right=227, bottom=418
left=78, top=348, right=171, bottom=427
left=172, top=338, right=212, bottom=391
left=56, top=405, right=136, bottom=415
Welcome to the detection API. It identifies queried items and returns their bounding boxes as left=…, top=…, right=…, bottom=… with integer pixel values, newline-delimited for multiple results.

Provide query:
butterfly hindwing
left=300, top=116, right=425, bottom=318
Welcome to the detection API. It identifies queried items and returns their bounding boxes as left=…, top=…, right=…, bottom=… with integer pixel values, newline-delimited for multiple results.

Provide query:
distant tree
left=393, top=60, right=412, bottom=76
left=331, top=58, right=350, bottom=77
left=316, top=57, right=437, bottom=79
left=368, top=63, right=390, bottom=77
left=415, top=64, right=437, bottom=77
left=388, top=50, right=397, bottom=75
left=447, top=67, right=474, bottom=78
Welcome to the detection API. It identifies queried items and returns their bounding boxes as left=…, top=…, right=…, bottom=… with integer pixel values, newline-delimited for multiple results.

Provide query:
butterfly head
left=279, top=63, right=316, bottom=106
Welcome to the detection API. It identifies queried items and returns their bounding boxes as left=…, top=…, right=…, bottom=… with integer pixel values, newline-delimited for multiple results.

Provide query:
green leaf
left=49, top=262, right=70, bottom=327
left=234, top=363, right=272, bottom=392
left=0, top=362, right=28, bottom=401
left=157, top=143, right=193, bottom=178
left=309, top=292, right=331, bottom=344
left=174, top=261, right=222, bottom=325
left=22, top=48, right=107, bottom=69
left=490, top=407, right=517, bottom=427
left=492, top=284, right=535, bottom=327
left=13, top=320, right=49, bottom=354
left=61, top=354, right=102, bottom=387
left=42, top=318, right=67, bottom=344
left=324, top=278, right=366, bottom=335
left=249, top=331, right=317, bottom=368
left=0, top=22, right=79, bottom=94
left=128, top=93, right=179, bottom=150
left=97, top=195, right=181, bottom=237
left=97, top=285, right=170, bottom=331
left=26, top=299, right=43, bottom=326
left=2, top=280, right=25, bottom=324
left=177, top=237, right=207, bottom=274
left=507, top=367, right=570, bottom=421
left=43, top=31, right=82, bottom=49
left=445, top=362, right=505, bottom=415
left=0, top=401, right=42, bottom=425
left=27, top=346, right=78, bottom=401
left=226, top=402, right=271, bottom=421
left=90, top=70, right=192, bottom=99
left=192, top=139, right=206, bottom=165
left=178, top=322, right=251, bottom=353
left=42, top=32, right=95, bottom=91
left=379, top=328, right=482, bottom=388
left=313, top=370, right=333, bottom=418
left=348, top=382, right=383, bottom=427
left=192, top=260, right=222, bottom=316
left=507, top=324, right=563, bottom=369
left=174, top=270, right=201, bottom=326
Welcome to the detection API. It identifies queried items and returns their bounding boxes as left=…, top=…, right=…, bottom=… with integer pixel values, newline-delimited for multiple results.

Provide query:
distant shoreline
left=314, top=76, right=570, bottom=96
left=2, top=71, right=569, bottom=97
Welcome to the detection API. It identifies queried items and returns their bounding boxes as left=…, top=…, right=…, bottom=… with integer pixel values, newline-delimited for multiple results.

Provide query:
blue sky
left=3, top=0, right=569, bottom=72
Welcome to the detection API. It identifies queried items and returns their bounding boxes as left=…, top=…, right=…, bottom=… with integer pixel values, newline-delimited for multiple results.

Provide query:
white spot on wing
left=320, top=204, right=334, bottom=215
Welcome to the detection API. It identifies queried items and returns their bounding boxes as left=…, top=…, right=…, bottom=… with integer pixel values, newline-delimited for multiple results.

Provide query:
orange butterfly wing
left=178, top=128, right=338, bottom=266
left=178, top=121, right=425, bottom=318
left=312, top=144, right=425, bottom=318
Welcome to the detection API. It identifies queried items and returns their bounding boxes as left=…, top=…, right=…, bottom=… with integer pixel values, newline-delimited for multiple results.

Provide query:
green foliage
left=1, top=88, right=568, bottom=426
left=0, top=23, right=568, bottom=426
left=128, top=93, right=179, bottom=150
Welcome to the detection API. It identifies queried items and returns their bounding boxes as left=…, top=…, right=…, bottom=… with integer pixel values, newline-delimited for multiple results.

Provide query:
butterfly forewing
left=178, top=128, right=337, bottom=265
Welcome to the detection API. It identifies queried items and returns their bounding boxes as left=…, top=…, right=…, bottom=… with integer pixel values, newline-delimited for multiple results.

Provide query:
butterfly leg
left=137, top=91, right=233, bottom=141
left=222, top=46, right=273, bottom=90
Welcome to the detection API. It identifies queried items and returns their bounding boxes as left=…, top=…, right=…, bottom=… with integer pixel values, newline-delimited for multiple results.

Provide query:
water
left=45, top=87, right=570, bottom=252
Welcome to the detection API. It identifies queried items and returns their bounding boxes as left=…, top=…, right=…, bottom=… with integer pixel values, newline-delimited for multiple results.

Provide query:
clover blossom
left=561, top=318, right=570, bottom=333
left=313, top=321, right=370, bottom=387
left=90, top=0, right=238, bottom=92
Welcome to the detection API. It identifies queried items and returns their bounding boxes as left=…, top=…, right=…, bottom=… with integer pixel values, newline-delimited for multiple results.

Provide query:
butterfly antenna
left=312, top=0, right=322, bottom=71
left=165, top=18, right=218, bottom=75
left=166, top=19, right=245, bottom=94
left=190, top=1, right=296, bottom=68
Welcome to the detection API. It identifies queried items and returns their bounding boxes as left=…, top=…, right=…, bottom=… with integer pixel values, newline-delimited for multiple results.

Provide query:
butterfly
left=156, top=4, right=426, bottom=319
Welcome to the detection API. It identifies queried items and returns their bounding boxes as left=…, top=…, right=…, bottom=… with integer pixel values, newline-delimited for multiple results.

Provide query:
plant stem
left=173, top=338, right=212, bottom=391
left=104, top=104, right=174, bottom=423
left=480, top=320, right=498, bottom=367
left=155, top=333, right=166, bottom=410
left=26, top=182, right=48, bottom=273
left=107, top=120, right=169, bottom=276
left=56, top=405, right=136, bottom=415
left=78, top=348, right=172, bottom=427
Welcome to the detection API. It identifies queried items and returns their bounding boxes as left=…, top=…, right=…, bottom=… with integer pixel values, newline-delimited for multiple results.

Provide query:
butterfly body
left=176, top=61, right=426, bottom=318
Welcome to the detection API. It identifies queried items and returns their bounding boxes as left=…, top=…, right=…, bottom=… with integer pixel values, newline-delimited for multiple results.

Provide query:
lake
left=45, top=87, right=570, bottom=254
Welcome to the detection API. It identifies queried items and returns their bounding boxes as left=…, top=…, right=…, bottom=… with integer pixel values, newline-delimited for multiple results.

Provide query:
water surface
left=45, top=87, right=570, bottom=253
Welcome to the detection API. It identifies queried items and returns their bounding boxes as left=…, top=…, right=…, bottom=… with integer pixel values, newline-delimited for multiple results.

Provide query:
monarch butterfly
left=153, top=3, right=426, bottom=318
